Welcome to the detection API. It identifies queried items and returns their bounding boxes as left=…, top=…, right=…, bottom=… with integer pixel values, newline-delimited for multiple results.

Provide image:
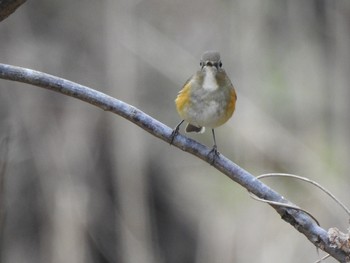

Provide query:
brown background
left=0, top=1, right=349, bottom=262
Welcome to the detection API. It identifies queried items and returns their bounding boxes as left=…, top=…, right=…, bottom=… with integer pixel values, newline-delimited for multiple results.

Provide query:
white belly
left=185, top=99, right=226, bottom=128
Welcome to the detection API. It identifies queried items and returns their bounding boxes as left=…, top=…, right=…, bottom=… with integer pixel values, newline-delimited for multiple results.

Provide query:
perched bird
left=171, top=51, right=237, bottom=161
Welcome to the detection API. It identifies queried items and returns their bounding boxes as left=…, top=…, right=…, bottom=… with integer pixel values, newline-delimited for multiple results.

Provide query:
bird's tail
left=185, top=124, right=205, bottom=133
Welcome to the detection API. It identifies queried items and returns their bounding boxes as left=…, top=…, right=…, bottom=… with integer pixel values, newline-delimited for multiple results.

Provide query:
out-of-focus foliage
left=0, top=0, right=349, bottom=262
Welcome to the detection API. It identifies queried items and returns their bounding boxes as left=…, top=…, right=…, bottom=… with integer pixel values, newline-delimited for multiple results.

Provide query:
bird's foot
left=208, top=145, right=220, bottom=165
left=170, top=120, right=184, bottom=145
left=170, top=128, right=179, bottom=145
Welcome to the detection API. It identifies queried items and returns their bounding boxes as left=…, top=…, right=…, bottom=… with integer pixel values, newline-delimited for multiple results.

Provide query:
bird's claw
left=170, top=128, right=179, bottom=145
left=208, top=145, right=220, bottom=164
left=170, top=120, right=184, bottom=145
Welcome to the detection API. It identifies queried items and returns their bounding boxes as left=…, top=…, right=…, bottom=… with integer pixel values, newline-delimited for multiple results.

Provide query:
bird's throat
left=202, top=67, right=219, bottom=91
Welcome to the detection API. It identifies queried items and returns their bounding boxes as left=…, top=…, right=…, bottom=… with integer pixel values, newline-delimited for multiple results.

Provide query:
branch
left=0, top=0, right=26, bottom=21
left=0, top=63, right=348, bottom=262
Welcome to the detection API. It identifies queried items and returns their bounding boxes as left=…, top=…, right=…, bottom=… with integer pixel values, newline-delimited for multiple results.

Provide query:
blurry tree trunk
left=104, top=1, right=156, bottom=263
left=0, top=137, right=8, bottom=260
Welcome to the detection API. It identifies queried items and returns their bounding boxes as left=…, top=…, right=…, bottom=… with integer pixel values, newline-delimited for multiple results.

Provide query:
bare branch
left=0, top=0, right=26, bottom=22
left=0, top=63, right=349, bottom=262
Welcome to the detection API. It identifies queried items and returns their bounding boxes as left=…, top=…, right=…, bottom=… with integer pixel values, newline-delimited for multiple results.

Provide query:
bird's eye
left=219, top=62, right=222, bottom=67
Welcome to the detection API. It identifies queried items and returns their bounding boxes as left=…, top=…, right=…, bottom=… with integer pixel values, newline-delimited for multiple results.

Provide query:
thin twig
left=257, top=173, right=350, bottom=218
left=314, top=253, right=331, bottom=263
left=248, top=192, right=320, bottom=226
left=0, top=63, right=349, bottom=262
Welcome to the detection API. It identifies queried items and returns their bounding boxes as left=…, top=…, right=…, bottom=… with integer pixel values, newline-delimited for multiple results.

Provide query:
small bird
left=171, top=51, right=237, bottom=161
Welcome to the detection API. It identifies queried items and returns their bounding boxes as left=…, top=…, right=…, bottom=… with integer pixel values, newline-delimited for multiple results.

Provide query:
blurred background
left=0, top=0, right=350, bottom=262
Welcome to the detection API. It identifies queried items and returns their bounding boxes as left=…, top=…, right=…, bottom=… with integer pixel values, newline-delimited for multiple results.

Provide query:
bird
left=170, top=50, right=237, bottom=162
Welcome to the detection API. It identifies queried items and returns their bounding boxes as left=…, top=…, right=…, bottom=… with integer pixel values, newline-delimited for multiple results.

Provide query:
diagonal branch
left=0, top=63, right=348, bottom=262
left=0, top=0, right=26, bottom=22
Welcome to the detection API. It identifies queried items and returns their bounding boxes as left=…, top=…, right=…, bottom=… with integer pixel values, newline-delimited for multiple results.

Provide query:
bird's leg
left=170, top=120, right=184, bottom=145
left=208, top=129, right=220, bottom=164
